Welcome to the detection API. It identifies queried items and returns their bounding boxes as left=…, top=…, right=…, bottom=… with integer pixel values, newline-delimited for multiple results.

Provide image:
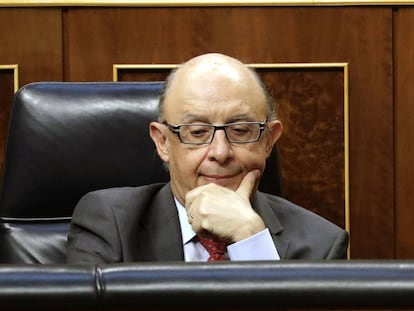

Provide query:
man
left=67, top=53, right=348, bottom=263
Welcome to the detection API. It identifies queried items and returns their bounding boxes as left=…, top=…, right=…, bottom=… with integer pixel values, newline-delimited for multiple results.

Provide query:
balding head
left=158, top=53, right=275, bottom=121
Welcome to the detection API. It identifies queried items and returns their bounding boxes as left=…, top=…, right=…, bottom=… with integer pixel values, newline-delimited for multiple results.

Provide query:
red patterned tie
left=198, top=233, right=227, bottom=261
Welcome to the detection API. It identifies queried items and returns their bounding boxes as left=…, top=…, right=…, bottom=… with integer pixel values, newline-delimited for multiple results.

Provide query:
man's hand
left=185, top=170, right=266, bottom=243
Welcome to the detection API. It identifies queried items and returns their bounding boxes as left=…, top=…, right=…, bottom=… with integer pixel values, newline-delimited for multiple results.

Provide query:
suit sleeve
left=66, top=191, right=122, bottom=264
left=326, top=230, right=349, bottom=259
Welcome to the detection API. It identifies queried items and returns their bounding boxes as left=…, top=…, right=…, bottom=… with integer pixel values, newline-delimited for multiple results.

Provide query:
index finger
left=236, top=169, right=260, bottom=199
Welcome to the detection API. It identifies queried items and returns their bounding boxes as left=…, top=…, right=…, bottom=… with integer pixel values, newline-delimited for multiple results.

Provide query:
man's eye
left=189, top=127, right=211, bottom=137
left=230, top=126, right=251, bottom=136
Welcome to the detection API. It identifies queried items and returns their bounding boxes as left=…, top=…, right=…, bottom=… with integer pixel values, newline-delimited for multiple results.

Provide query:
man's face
left=150, top=55, right=282, bottom=205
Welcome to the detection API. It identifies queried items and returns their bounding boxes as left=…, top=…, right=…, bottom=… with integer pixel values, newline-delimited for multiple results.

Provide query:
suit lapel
left=135, top=184, right=184, bottom=261
left=253, top=192, right=290, bottom=259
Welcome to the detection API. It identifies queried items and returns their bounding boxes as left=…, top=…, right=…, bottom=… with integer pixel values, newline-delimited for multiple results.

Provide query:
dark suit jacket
left=66, top=183, right=348, bottom=263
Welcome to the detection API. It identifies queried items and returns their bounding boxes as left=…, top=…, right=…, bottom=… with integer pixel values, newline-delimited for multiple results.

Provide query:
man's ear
left=149, top=122, right=169, bottom=163
left=265, top=120, right=283, bottom=157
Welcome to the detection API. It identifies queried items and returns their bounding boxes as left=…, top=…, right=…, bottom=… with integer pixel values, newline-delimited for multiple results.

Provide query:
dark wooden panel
left=0, top=69, right=15, bottom=166
left=0, top=8, right=63, bottom=86
left=117, top=69, right=170, bottom=82
left=268, top=69, right=346, bottom=229
left=65, top=7, right=393, bottom=258
left=394, top=7, right=414, bottom=258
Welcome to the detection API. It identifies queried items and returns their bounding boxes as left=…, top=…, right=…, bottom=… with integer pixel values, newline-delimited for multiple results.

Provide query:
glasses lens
left=180, top=125, right=214, bottom=144
left=226, top=123, right=261, bottom=143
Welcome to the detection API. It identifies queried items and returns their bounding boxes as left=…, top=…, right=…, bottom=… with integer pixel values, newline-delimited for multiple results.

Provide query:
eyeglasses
left=163, top=119, right=267, bottom=145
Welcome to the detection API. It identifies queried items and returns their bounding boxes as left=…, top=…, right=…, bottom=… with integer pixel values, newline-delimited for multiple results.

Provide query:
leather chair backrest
left=0, top=82, right=169, bottom=263
left=0, top=82, right=281, bottom=264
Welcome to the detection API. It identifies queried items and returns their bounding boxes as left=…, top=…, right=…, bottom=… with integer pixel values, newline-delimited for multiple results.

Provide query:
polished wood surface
left=0, top=70, right=14, bottom=166
left=0, top=5, right=411, bottom=259
left=395, top=7, right=414, bottom=258
left=273, top=69, right=346, bottom=229
left=0, top=8, right=63, bottom=85
left=2, top=0, right=414, bottom=7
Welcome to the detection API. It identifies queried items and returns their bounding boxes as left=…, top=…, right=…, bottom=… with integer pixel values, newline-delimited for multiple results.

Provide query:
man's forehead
left=164, top=98, right=267, bottom=124
left=162, top=53, right=267, bottom=119
left=179, top=112, right=261, bottom=124
left=170, top=61, right=258, bottom=100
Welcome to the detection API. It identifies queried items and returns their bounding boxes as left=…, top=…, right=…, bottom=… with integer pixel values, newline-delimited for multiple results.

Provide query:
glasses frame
left=163, top=119, right=268, bottom=145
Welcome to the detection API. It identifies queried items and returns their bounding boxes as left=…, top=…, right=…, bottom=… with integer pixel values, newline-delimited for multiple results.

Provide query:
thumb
left=236, top=169, right=260, bottom=199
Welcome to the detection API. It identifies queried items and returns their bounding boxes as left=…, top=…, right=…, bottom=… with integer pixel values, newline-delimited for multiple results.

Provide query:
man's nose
left=207, top=129, right=232, bottom=162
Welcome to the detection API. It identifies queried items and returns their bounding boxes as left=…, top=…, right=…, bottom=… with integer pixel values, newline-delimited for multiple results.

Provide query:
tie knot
left=197, top=233, right=227, bottom=262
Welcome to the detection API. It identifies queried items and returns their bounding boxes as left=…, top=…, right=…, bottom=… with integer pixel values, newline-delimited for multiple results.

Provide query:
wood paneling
left=0, top=69, right=15, bottom=166
left=395, top=7, right=414, bottom=258
left=271, top=69, right=346, bottom=229
left=0, top=8, right=63, bottom=85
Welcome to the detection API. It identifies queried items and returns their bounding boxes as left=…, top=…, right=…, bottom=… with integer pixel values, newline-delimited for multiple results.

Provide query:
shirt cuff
left=227, top=228, right=280, bottom=261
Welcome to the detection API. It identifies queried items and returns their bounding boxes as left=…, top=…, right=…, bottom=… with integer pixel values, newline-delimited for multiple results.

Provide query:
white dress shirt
left=175, top=198, right=280, bottom=262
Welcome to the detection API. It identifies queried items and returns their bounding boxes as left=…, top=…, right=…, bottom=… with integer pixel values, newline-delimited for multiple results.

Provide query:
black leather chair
left=0, top=82, right=281, bottom=264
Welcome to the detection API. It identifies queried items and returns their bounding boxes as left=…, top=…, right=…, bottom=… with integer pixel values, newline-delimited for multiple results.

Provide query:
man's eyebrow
left=227, top=114, right=256, bottom=123
left=181, top=115, right=210, bottom=123
left=180, top=114, right=256, bottom=124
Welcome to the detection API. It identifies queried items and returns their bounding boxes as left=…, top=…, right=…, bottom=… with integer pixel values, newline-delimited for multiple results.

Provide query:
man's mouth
left=200, top=174, right=239, bottom=186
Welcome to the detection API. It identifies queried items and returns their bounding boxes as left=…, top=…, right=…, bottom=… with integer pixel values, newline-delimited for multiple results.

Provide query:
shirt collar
left=174, top=197, right=196, bottom=245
